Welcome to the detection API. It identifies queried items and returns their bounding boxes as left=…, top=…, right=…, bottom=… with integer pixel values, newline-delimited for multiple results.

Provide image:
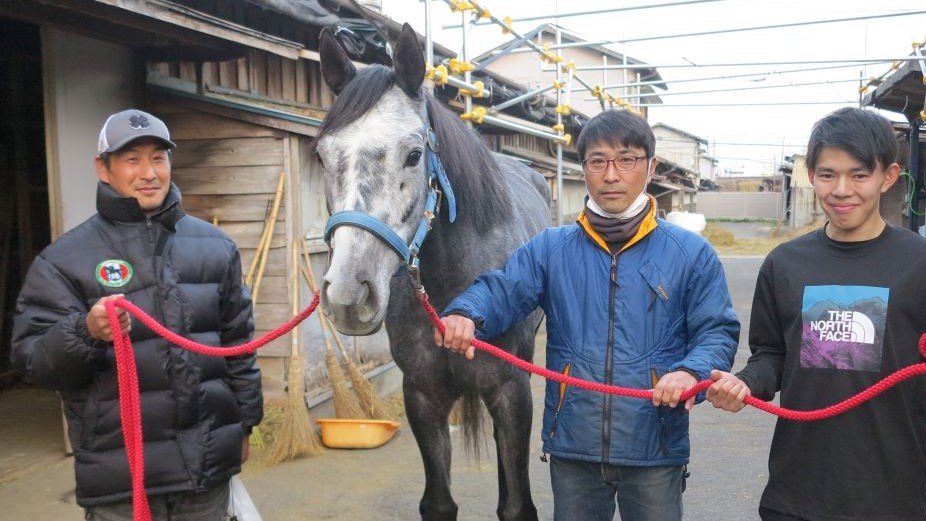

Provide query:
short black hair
left=806, top=107, right=897, bottom=172
left=576, top=109, right=655, bottom=160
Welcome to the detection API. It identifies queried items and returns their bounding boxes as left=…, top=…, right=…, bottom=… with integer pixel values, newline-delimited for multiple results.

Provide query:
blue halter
left=323, top=121, right=457, bottom=288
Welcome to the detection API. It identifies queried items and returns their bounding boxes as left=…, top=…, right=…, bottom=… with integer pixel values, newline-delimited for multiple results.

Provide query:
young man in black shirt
left=707, top=107, right=926, bottom=521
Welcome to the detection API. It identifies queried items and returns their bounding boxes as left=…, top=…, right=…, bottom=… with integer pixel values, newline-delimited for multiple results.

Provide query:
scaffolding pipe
left=462, top=10, right=472, bottom=127
left=425, top=0, right=434, bottom=68
left=490, top=84, right=555, bottom=113
left=592, top=77, right=861, bottom=100
left=571, top=62, right=886, bottom=91
left=911, top=120, right=923, bottom=233
left=481, top=114, right=570, bottom=143
left=555, top=27, right=564, bottom=227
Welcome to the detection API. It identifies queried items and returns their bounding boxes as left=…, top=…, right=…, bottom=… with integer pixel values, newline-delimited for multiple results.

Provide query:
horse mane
left=424, top=95, right=510, bottom=233
left=314, top=65, right=511, bottom=234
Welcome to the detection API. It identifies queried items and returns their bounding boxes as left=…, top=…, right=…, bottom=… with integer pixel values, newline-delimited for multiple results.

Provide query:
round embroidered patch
left=95, top=259, right=134, bottom=288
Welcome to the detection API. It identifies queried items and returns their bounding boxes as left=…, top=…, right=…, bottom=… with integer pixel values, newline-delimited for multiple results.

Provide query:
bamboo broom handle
left=246, top=172, right=285, bottom=288
left=250, top=172, right=286, bottom=304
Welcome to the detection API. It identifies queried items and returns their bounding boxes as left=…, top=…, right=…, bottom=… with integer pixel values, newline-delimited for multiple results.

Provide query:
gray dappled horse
left=315, top=23, right=550, bottom=521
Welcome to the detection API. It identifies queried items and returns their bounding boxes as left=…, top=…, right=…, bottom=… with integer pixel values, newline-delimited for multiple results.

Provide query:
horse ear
left=393, top=23, right=425, bottom=98
left=319, top=28, right=356, bottom=95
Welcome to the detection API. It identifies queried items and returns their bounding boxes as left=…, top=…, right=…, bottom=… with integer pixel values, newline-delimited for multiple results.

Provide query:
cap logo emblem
left=129, top=114, right=150, bottom=129
left=95, top=259, right=134, bottom=288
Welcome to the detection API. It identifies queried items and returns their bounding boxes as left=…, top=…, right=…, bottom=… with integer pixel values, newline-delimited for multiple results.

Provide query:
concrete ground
left=0, top=256, right=774, bottom=520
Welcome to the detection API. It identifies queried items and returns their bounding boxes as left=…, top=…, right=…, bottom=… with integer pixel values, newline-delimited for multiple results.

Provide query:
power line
left=636, top=101, right=853, bottom=107
left=612, top=78, right=861, bottom=99
left=657, top=138, right=807, bottom=147
left=568, top=10, right=926, bottom=45
left=565, top=56, right=925, bottom=71
left=443, top=0, right=726, bottom=29
left=570, top=62, right=885, bottom=92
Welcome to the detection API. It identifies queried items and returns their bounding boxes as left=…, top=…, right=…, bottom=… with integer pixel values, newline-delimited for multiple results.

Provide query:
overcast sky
left=379, top=0, right=926, bottom=175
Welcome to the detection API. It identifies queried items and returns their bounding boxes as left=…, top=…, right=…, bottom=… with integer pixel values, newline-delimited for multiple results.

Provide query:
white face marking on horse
left=318, top=87, right=430, bottom=334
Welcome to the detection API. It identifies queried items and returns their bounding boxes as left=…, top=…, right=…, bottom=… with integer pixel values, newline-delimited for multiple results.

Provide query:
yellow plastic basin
left=316, top=418, right=400, bottom=449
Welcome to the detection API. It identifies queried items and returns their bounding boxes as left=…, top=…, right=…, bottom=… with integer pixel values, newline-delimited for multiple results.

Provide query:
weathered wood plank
left=295, top=60, right=308, bottom=104
left=171, top=138, right=284, bottom=168
left=222, top=223, right=287, bottom=250
left=173, top=167, right=283, bottom=195
left=184, top=194, right=285, bottom=221
left=267, top=55, right=282, bottom=99
left=240, top=246, right=287, bottom=277
left=236, top=57, right=249, bottom=91
left=164, top=113, right=284, bottom=140
left=282, top=59, right=295, bottom=101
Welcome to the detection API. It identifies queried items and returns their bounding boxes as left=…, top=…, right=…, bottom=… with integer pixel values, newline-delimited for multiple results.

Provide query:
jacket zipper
left=147, top=218, right=167, bottom=326
left=549, top=363, right=572, bottom=439
left=602, top=253, right=619, bottom=461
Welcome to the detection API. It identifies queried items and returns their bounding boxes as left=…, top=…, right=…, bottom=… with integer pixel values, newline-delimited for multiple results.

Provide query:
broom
left=300, top=239, right=395, bottom=421
left=266, top=240, right=324, bottom=464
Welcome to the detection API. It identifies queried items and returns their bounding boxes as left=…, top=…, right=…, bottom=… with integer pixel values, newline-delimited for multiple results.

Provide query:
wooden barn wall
left=148, top=99, right=296, bottom=388
left=151, top=51, right=334, bottom=109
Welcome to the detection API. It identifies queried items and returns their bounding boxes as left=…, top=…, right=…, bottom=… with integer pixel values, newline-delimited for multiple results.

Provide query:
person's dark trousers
left=550, top=455, right=685, bottom=521
left=759, top=506, right=812, bottom=521
left=84, top=481, right=230, bottom=521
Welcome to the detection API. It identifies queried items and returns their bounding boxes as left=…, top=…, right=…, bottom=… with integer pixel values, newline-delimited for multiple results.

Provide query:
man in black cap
left=11, top=109, right=261, bottom=520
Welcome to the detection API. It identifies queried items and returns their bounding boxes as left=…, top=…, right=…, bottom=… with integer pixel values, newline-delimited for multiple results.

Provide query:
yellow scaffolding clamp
left=449, top=0, right=475, bottom=13
left=561, top=134, right=573, bottom=146
left=561, top=61, right=576, bottom=73
left=552, top=123, right=565, bottom=133
left=449, top=59, right=476, bottom=75
left=553, top=80, right=564, bottom=90
left=921, top=109, right=926, bottom=122
left=555, top=104, right=572, bottom=116
left=460, top=106, right=487, bottom=124
left=591, top=85, right=604, bottom=100
left=461, top=80, right=487, bottom=98
left=426, top=65, right=450, bottom=86
left=501, top=16, right=513, bottom=34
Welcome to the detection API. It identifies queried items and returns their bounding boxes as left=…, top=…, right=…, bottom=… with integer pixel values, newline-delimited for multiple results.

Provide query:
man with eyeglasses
left=435, top=109, right=739, bottom=521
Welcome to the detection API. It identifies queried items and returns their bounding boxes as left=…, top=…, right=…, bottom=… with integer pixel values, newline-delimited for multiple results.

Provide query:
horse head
left=316, top=24, right=432, bottom=335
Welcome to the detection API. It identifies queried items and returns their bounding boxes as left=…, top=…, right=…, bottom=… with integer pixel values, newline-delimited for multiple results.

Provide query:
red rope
left=104, top=292, right=320, bottom=521
left=416, top=292, right=926, bottom=421
left=103, top=288, right=926, bottom=521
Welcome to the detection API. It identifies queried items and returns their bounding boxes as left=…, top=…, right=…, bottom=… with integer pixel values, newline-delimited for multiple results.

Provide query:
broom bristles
left=266, top=354, right=324, bottom=464
left=342, top=356, right=395, bottom=420
left=326, top=348, right=369, bottom=419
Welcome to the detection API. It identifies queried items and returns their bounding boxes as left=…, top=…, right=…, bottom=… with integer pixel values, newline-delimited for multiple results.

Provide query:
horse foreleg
left=404, top=380, right=459, bottom=521
left=483, top=373, right=538, bottom=521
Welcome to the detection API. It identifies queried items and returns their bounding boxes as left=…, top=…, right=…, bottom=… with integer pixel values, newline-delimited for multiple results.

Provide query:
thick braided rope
left=417, top=292, right=926, bottom=420
left=104, top=292, right=320, bottom=521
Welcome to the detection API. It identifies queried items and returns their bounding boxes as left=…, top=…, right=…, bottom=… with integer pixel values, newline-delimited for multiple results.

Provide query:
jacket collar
left=96, top=181, right=185, bottom=230
left=577, top=194, right=658, bottom=255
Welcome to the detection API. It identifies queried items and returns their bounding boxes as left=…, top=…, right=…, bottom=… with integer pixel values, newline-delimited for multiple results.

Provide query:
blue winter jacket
left=444, top=201, right=739, bottom=465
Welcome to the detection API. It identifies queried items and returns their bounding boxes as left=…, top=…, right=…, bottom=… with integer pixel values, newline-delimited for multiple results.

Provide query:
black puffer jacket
left=11, top=182, right=261, bottom=507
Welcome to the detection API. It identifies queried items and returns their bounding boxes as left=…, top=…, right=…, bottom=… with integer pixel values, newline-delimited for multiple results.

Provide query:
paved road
left=0, top=257, right=773, bottom=521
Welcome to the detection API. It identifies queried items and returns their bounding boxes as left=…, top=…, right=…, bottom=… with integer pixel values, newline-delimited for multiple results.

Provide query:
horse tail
left=458, top=394, right=485, bottom=461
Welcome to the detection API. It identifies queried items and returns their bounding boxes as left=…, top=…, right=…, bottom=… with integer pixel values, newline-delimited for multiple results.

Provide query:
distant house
left=652, top=123, right=714, bottom=180
left=474, top=23, right=665, bottom=119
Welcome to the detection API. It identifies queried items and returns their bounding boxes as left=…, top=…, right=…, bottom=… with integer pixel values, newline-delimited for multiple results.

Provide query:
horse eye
left=404, top=150, right=422, bottom=168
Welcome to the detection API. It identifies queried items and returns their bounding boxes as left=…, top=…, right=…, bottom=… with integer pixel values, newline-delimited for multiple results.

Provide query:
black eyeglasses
left=582, top=156, right=648, bottom=173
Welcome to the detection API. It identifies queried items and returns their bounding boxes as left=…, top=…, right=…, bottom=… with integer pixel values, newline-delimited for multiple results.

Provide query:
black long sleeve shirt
left=737, top=225, right=926, bottom=521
